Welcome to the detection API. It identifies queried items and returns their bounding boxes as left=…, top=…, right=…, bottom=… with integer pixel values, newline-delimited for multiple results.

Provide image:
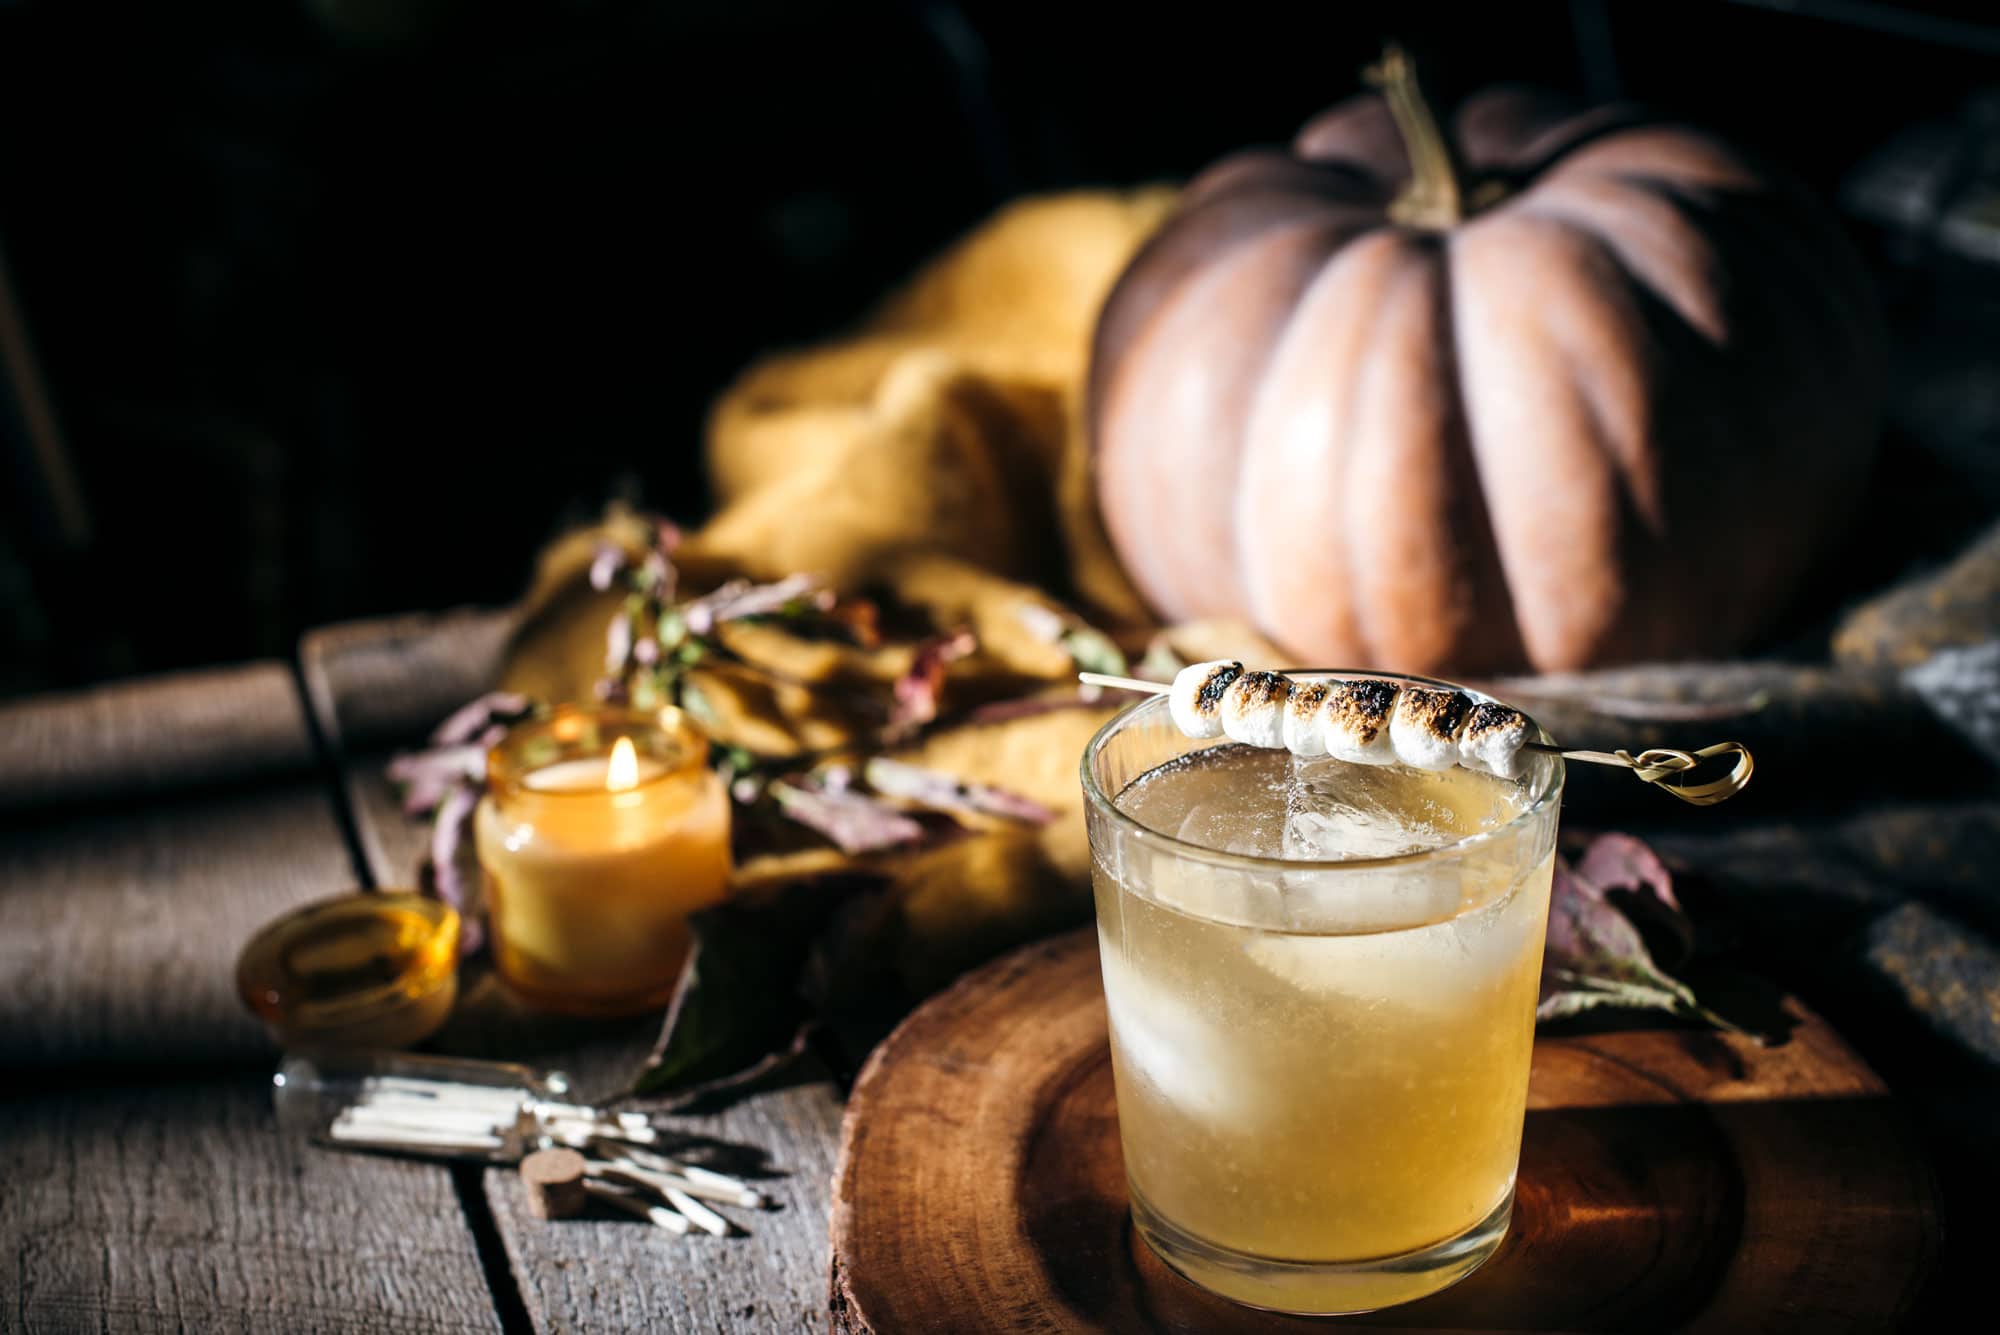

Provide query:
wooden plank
left=0, top=662, right=314, bottom=811
left=0, top=786, right=358, bottom=1066
left=1, top=1073, right=499, bottom=1334
left=299, top=607, right=517, bottom=752
left=0, top=662, right=504, bottom=1332
left=306, top=610, right=850, bottom=1333
left=487, top=1079, right=847, bottom=1334
left=0, top=661, right=341, bottom=1065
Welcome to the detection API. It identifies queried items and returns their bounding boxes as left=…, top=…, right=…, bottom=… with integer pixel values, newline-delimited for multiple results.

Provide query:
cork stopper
left=520, top=1147, right=589, bottom=1220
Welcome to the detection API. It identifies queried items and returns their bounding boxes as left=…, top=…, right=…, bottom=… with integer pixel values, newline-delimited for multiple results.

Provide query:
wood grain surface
left=0, top=1074, right=500, bottom=1334
left=0, top=662, right=315, bottom=811
left=307, top=610, right=852, bottom=1334
left=830, top=930, right=1940, bottom=1334
left=0, top=658, right=500, bottom=1331
left=0, top=786, right=360, bottom=1066
left=299, top=608, right=516, bottom=752
left=0, top=665, right=351, bottom=1065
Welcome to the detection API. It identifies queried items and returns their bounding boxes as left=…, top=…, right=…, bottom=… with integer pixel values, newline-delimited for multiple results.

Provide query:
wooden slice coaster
left=829, top=929, right=1937, bottom=1333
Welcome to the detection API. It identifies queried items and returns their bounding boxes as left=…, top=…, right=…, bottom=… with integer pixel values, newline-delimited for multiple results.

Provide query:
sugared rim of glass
left=1080, top=668, right=1564, bottom=873
left=486, top=703, right=708, bottom=797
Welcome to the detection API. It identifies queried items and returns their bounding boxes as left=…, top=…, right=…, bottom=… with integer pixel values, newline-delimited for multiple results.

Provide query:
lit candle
left=473, top=706, right=732, bottom=1015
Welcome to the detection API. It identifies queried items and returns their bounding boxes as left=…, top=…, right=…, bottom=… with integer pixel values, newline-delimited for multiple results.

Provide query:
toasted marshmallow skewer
left=1080, top=668, right=1753, bottom=806
left=1168, top=661, right=1242, bottom=739
left=1220, top=671, right=1290, bottom=748
left=1282, top=680, right=1331, bottom=757
left=1390, top=687, right=1472, bottom=771
left=1322, top=679, right=1401, bottom=766
left=1460, top=702, right=1532, bottom=779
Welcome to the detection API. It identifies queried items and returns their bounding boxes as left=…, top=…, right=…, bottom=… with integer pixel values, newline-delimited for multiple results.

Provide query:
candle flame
left=607, top=736, right=641, bottom=792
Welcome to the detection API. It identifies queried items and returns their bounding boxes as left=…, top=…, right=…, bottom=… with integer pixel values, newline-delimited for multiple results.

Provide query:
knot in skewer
left=1563, top=742, right=1755, bottom=807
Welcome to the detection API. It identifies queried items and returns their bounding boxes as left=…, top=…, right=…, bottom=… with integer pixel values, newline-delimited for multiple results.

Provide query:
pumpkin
left=1089, top=46, right=1884, bottom=674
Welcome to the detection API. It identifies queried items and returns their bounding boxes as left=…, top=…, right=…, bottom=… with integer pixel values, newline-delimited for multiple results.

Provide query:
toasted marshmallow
left=1220, top=670, right=1290, bottom=749
left=1459, top=702, right=1531, bottom=778
left=1321, top=680, right=1400, bottom=765
left=1282, top=680, right=1331, bottom=757
left=1391, top=688, right=1472, bottom=770
left=1168, top=660, right=1243, bottom=740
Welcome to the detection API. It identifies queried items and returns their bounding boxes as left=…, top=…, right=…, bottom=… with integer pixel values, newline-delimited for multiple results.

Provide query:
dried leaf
left=1539, top=834, right=1742, bottom=1036
left=822, top=595, right=882, bottom=648
left=1014, top=602, right=1128, bottom=677
left=588, top=543, right=627, bottom=592
left=1060, top=626, right=1126, bottom=677
left=604, top=613, right=633, bottom=675
left=683, top=574, right=828, bottom=635
left=1012, top=602, right=1067, bottom=644
left=1572, top=831, right=1694, bottom=968
left=386, top=744, right=489, bottom=816
left=769, top=779, right=926, bottom=854
left=889, top=628, right=977, bottom=734
left=1133, top=632, right=1188, bottom=684
left=430, top=691, right=534, bottom=746
left=633, top=874, right=875, bottom=1098
left=863, top=757, right=1056, bottom=825
left=427, top=782, right=485, bottom=955
left=640, top=550, right=676, bottom=601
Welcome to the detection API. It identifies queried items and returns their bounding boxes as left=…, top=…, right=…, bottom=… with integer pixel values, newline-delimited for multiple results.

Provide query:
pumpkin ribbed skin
left=1090, top=89, right=1883, bottom=673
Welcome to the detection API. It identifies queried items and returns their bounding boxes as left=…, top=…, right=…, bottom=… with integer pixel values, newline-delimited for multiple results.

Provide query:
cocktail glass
left=1080, top=671, right=1563, bottom=1314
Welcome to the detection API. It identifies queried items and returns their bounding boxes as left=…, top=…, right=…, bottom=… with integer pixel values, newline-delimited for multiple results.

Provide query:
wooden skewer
left=1077, top=672, right=1753, bottom=806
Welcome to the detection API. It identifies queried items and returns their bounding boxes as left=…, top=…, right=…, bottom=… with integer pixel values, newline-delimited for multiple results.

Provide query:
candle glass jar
left=474, top=704, right=732, bottom=1016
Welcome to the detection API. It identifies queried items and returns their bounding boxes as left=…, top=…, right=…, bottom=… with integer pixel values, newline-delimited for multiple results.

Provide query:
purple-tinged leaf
left=863, top=757, right=1055, bottom=825
left=386, top=744, right=489, bottom=816
left=889, top=628, right=976, bottom=735
left=431, top=691, right=533, bottom=746
left=1572, top=831, right=1694, bottom=968
left=769, top=779, right=925, bottom=855
left=682, top=574, right=828, bottom=635
left=589, top=543, right=628, bottom=592
left=427, top=782, right=485, bottom=955
left=1538, top=834, right=1747, bottom=1037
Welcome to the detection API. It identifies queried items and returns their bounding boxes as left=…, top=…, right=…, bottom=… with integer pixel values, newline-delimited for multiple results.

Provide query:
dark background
left=3, top=0, right=1998, bottom=698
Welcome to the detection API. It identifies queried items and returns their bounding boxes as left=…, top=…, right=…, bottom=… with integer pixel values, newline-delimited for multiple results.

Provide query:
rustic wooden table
left=2, top=608, right=1981, bottom=1332
left=2, top=608, right=843, bottom=1333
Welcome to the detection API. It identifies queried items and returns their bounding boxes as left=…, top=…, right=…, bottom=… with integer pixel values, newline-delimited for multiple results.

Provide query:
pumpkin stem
left=1363, top=42, right=1465, bottom=231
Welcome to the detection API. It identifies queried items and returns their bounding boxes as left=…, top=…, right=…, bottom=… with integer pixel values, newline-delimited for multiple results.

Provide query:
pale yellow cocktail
left=1082, top=673, right=1561, bottom=1314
